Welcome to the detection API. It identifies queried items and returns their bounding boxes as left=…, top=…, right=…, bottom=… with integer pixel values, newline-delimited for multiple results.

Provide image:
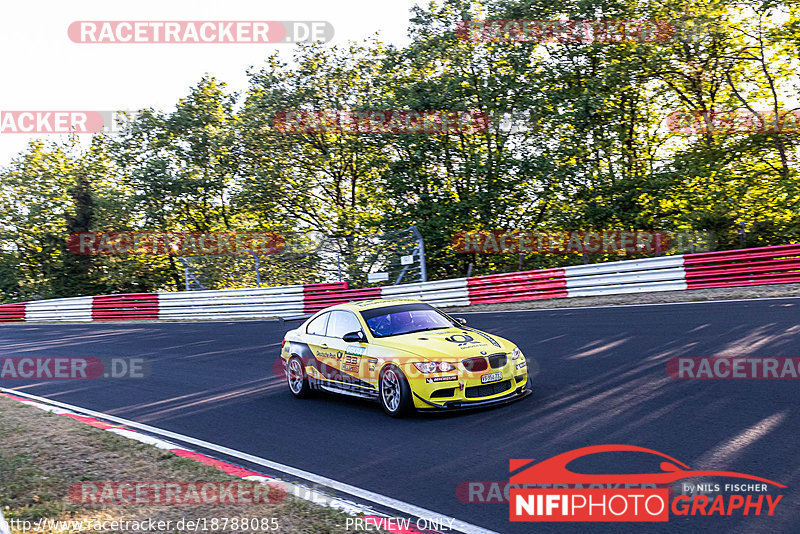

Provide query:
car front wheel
left=379, top=365, right=412, bottom=417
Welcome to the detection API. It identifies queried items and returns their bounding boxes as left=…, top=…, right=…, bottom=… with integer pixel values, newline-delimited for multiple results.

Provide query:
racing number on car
left=341, top=353, right=359, bottom=373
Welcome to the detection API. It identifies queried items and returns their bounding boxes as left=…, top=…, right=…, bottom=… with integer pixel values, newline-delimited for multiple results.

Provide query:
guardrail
left=683, top=244, right=800, bottom=289
left=467, top=268, right=567, bottom=303
left=1, top=244, right=798, bottom=323
left=563, top=256, right=687, bottom=298
left=159, top=284, right=308, bottom=321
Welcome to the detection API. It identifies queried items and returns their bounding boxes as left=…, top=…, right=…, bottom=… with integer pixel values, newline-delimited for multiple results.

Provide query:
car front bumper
left=406, top=357, right=530, bottom=409
left=413, top=383, right=531, bottom=411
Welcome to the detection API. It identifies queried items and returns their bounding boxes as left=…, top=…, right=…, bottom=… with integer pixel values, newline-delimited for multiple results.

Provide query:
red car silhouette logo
left=510, top=444, right=785, bottom=487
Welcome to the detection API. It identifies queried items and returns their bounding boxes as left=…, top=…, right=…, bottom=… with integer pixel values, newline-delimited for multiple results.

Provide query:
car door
left=324, top=310, right=375, bottom=394
left=302, top=311, right=337, bottom=381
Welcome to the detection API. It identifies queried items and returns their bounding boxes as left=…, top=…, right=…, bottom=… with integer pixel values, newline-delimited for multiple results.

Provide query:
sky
left=0, top=0, right=423, bottom=166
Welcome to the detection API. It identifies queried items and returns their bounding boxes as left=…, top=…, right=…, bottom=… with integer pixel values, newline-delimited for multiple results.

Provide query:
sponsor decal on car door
left=323, top=311, right=375, bottom=392
left=302, top=311, right=341, bottom=381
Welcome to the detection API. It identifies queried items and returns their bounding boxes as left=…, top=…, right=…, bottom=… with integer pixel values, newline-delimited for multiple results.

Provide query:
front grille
left=431, top=388, right=456, bottom=399
left=488, top=353, right=507, bottom=369
left=465, top=379, right=512, bottom=399
left=462, top=357, right=488, bottom=372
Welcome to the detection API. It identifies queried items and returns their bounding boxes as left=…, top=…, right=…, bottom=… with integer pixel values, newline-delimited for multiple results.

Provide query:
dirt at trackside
left=0, top=395, right=386, bottom=534
left=445, top=283, right=800, bottom=313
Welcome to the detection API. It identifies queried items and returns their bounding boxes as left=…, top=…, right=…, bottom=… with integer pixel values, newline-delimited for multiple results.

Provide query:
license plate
left=481, top=371, right=503, bottom=383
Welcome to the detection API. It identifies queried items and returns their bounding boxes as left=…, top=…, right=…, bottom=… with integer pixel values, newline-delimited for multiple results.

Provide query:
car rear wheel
left=287, top=356, right=311, bottom=398
left=379, top=366, right=412, bottom=417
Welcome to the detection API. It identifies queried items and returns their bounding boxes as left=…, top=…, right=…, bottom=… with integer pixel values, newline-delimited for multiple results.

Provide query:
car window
left=326, top=311, right=363, bottom=338
left=361, top=303, right=454, bottom=338
left=306, top=312, right=330, bottom=336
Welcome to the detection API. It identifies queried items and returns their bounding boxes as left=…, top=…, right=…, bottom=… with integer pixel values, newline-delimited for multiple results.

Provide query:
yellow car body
left=280, top=299, right=531, bottom=416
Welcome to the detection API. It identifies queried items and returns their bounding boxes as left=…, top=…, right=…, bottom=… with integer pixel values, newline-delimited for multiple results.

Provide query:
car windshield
left=361, top=303, right=455, bottom=338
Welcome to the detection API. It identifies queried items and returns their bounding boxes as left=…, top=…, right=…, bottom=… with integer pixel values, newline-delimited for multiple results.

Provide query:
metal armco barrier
left=467, top=268, right=567, bottom=303
left=683, top=244, right=800, bottom=289
left=303, top=283, right=380, bottom=313
left=92, top=293, right=159, bottom=321
left=563, top=256, right=687, bottom=298
left=0, top=302, right=25, bottom=322
left=158, top=284, right=307, bottom=321
left=1, top=244, right=798, bottom=323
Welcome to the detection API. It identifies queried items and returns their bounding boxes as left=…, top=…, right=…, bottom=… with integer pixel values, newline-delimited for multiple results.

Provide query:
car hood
left=372, top=327, right=513, bottom=360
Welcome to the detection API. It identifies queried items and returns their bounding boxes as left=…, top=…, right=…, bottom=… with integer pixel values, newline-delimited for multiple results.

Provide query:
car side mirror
left=455, top=317, right=467, bottom=326
left=342, top=331, right=366, bottom=343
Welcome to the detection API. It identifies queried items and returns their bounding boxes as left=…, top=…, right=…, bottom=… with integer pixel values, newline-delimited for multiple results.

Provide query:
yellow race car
left=280, top=299, right=531, bottom=417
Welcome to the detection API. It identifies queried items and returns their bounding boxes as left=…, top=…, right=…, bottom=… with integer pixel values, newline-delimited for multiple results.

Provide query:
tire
left=379, top=365, right=413, bottom=417
left=286, top=356, right=312, bottom=398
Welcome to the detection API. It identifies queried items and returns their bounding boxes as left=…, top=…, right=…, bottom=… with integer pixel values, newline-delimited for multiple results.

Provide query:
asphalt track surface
left=1, top=298, right=799, bottom=534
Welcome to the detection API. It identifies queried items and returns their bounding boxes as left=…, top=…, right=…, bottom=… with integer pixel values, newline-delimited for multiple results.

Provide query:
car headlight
left=413, top=361, right=456, bottom=373
left=512, top=347, right=523, bottom=360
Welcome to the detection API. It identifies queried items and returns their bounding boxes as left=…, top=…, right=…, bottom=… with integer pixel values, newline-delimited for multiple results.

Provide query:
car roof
left=329, top=298, right=428, bottom=312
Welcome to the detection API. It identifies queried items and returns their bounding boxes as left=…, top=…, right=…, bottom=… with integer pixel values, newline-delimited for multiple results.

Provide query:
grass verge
left=0, top=395, right=384, bottom=533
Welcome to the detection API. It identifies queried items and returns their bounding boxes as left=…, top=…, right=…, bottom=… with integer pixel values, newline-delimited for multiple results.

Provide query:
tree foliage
left=0, top=0, right=798, bottom=300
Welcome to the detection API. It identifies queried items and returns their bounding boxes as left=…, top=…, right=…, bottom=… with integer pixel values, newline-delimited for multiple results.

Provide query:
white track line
left=0, top=387, right=500, bottom=534
left=458, top=295, right=800, bottom=315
